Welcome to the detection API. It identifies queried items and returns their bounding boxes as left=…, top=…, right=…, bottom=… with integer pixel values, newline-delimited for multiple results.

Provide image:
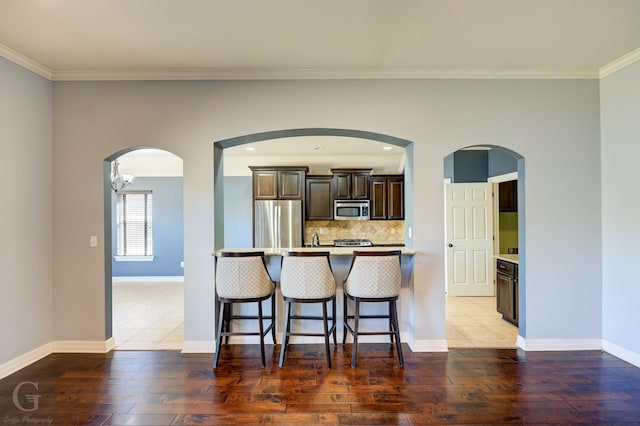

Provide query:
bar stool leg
left=342, top=296, right=348, bottom=345
left=279, top=300, right=292, bottom=368
left=332, top=297, right=337, bottom=345
left=271, top=293, right=276, bottom=344
left=322, top=301, right=332, bottom=369
left=213, top=302, right=226, bottom=368
left=258, top=300, right=266, bottom=367
left=388, top=300, right=395, bottom=344
left=391, top=299, right=404, bottom=366
left=223, top=303, right=231, bottom=345
left=351, top=299, right=360, bottom=368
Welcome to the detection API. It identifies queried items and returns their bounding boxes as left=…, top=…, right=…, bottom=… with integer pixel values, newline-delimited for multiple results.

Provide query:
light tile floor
left=112, top=281, right=184, bottom=350
left=446, top=295, right=519, bottom=348
left=112, top=283, right=515, bottom=350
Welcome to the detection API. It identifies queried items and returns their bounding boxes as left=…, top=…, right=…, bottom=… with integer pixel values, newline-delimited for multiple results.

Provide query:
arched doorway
left=443, top=145, right=525, bottom=348
left=104, top=148, right=184, bottom=350
left=212, top=128, right=414, bottom=250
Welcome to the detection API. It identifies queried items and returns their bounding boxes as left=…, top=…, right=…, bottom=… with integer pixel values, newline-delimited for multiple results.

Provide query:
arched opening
left=104, top=148, right=184, bottom=350
left=212, top=128, right=414, bottom=251
left=443, top=145, right=525, bottom=348
left=212, top=128, right=415, bottom=345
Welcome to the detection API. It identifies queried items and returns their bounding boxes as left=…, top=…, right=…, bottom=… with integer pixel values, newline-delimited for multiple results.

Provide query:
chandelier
left=110, top=159, right=134, bottom=191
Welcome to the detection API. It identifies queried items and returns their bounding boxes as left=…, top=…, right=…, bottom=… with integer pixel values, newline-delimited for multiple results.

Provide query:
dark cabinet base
left=496, top=259, right=518, bottom=326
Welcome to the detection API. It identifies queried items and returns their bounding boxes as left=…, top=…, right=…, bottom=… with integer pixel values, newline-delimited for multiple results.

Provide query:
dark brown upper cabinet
left=250, top=166, right=308, bottom=200
left=331, top=168, right=372, bottom=200
left=370, top=175, right=404, bottom=220
left=305, top=176, right=334, bottom=220
left=499, top=180, right=518, bottom=213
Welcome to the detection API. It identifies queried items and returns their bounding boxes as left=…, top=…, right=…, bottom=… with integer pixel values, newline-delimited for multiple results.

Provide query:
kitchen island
left=212, top=246, right=415, bottom=345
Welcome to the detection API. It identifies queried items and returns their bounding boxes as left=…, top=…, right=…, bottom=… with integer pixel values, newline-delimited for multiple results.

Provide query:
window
left=116, top=191, right=153, bottom=257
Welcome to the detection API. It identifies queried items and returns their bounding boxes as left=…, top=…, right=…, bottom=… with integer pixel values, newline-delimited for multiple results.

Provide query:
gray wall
left=600, top=60, right=640, bottom=357
left=489, top=148, right=518, bottom=177
left=0, top=57, right=52, bottom=366
left=453, top=150, right=489, bottom=182
left=111, top=177, right=184, bottom=277
left=223, top=176, right=253, bottom=248
left=49, top=78, right=603, bottom=351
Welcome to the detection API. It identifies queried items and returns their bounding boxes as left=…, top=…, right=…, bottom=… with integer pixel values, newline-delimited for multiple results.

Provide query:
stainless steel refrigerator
left=254, top=200, right=303, bottom=248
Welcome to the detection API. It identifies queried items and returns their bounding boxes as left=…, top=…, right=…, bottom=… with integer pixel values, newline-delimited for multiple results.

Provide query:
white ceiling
left=6, top=1, right=640, bottom=175
left=117, top=138, right=406, bottom=177
left=1, top=0, right=640, bottom=80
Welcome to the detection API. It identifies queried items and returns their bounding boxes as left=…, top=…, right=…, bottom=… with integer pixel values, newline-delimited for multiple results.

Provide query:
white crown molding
left=50, top=67, right=600, bottom=82
left=600, top=46, right=640, bottom=78
left=0, top=43, right=52, bottom=80
left=3, top=42, right=638, bottom=81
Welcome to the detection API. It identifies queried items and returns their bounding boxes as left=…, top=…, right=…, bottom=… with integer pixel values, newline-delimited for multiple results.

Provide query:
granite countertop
left=495, top=253, right=519, bottom=264
left=214, top=246, right=414, bottom=256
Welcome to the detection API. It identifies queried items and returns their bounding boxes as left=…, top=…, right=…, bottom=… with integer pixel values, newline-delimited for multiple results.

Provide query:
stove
left=333, top=238, right=373, bottom=247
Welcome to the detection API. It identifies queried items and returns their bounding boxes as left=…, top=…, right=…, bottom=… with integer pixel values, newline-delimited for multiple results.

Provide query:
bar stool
left=279, top=251, right=337, bottom=368
left=343, top=250, right=403, bottom=368
left=213, top=251, right=276, bottom=368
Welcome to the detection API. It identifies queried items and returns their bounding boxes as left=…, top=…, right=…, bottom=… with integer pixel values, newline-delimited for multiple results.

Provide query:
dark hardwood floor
left=1, top=344, right=639, bottom=425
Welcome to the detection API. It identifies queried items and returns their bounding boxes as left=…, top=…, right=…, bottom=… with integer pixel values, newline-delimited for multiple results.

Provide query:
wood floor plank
left=1, top=345, right=639, bottom=425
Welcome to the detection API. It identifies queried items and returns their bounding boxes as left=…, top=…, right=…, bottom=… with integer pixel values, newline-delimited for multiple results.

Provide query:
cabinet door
left=351, top=172, right=370, bottom=199
left=253, top=171, right=278, bottom=199
left=370, top=178, right=387, bottom=219
left=387, top=177, right=404, bottom=220
left=278, top=170, right=304, bottom=199
left=306, top=177, right=333, bottom=220
left=496, top=272, right=515, bottom=322
left=499, top=180, right=518, bottom=212
left=333, top=173, right=352, bottom=199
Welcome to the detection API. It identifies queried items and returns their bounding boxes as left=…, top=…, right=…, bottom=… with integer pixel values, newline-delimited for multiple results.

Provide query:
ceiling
left=1, top=0, right=640, bottom=80
left=117, top=137, right=406, bottom=177
left=6, top=1, right=640, bottom=175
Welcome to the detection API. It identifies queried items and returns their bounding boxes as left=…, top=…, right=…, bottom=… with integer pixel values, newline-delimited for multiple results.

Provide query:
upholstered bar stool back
left=343, top=250, right=403, bottom=368
left=214, top=251, right=276, bottom=368
left=279, top=251, right=337, bottom=368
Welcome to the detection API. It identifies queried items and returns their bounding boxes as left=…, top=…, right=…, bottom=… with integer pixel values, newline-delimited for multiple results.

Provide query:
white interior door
left=445, top=183, right=494, bottom=296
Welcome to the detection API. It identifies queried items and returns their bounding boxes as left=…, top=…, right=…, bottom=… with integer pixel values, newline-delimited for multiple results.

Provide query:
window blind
left=116, top=191, right=153, bottom=256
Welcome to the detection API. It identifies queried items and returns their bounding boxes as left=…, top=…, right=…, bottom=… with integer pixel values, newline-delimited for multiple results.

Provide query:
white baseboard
left=602, top=340, right=640, bottom=368
left=0, top=343, right=53, bottom=380
left=105, top=337, right=116, bottom=352
left=409, top=338, right=449, bottom=352
left=53, top=339, right=117, bottom=353
left=112, top=276, right=184, bottom=283
left=517, top=337, right=602, bottom=351
left=181, top=340, right=215, bottom=353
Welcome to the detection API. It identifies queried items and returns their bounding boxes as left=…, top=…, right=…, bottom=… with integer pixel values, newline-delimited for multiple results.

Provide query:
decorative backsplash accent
left=305, top=220, right=405, bottom=245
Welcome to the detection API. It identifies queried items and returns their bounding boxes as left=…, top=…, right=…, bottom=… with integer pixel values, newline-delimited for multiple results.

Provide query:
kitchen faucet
left=311, top=232, right=320, bottom=247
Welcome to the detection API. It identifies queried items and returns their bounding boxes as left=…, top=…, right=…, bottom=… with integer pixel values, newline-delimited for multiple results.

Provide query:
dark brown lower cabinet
left=496, top=259, right=518, bottom=325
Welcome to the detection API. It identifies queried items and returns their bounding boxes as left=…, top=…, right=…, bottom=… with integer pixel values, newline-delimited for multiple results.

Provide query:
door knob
left=448, top=243, right=453, bottom=247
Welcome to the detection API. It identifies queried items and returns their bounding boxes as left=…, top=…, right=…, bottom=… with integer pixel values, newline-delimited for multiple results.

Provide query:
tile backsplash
left=305, top=220, right=405, bottom=245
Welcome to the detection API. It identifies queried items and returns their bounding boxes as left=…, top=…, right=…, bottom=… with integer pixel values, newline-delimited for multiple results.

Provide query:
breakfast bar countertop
left=214, top=246, right=415, bottom=257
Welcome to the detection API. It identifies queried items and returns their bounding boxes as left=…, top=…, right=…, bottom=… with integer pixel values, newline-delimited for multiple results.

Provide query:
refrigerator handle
left=275, top=205, right=280, bottom=248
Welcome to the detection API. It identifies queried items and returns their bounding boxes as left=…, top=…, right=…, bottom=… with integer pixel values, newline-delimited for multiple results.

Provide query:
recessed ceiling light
left=245, top=147, right=255, bottom=151
left=313, top=146, right=325, bottom=151
left=383, top=146, right=393, bottom=150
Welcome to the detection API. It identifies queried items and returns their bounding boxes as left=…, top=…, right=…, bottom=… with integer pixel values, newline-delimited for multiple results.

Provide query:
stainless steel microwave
left=334, top=200, right=370, bottom=221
